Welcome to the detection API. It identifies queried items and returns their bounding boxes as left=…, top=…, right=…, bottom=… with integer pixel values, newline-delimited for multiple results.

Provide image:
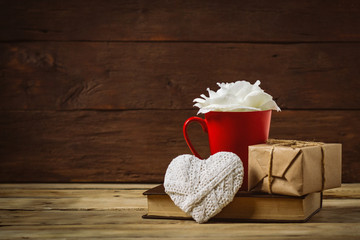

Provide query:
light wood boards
left=0, top=184, right=359, bottom=239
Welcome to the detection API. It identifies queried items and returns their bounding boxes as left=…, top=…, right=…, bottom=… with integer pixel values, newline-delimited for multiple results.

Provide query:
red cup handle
left=183, top=117, right=208, bottom=159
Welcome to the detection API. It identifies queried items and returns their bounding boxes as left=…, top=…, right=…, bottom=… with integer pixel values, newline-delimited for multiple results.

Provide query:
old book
left=143, top=185, right=322, bottom=222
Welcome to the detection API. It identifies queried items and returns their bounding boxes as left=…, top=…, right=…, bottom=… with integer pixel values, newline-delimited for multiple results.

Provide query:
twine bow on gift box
left=266, top=139, right=325, bottom=195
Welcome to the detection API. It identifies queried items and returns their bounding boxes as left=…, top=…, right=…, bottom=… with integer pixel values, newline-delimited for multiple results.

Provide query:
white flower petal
left=193, top=98, right=206, bottom=103
left=193, top=80, right=280, bottom=114
left=243, top=91, right=272, bottom=108
left=259, top=100, right=281, bottom=111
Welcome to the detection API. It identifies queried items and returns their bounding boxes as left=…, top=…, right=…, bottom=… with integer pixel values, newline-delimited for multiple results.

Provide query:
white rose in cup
left=193, top=80, right=280, bottom=114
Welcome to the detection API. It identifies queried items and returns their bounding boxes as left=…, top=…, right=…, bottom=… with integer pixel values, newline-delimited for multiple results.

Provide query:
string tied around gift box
left=266, top=139, right=325, bottom=195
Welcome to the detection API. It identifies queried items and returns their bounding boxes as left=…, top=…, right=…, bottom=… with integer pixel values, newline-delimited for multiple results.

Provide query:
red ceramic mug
left=183, top=110, right=272, bottom=191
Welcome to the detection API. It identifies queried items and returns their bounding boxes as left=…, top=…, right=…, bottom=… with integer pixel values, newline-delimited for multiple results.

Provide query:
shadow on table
left=309, top=205, right=360, bottom=223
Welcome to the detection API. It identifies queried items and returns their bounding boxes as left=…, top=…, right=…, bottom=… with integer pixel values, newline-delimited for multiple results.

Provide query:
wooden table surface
left=0, top=183, right=359, bottom=239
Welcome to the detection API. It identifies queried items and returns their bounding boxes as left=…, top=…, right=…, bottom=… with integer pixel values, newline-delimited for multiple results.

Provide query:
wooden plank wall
left=0, top=0, right=359, bottom=183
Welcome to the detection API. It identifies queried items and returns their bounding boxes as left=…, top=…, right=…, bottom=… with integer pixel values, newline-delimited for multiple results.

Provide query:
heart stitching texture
left=164, top=152, right=243, bottom=223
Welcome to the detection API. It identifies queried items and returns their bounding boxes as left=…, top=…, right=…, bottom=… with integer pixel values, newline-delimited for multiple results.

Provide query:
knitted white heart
left=164, top=152, right=243, bottom=223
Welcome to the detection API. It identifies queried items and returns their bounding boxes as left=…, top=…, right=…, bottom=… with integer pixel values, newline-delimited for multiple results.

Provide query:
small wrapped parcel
left=248, top=139, right=342, bottom=196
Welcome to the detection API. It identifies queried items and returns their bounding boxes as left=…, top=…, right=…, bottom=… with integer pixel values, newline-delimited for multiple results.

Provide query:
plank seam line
left=1, top=40, right=360, bottom=44
left=0, top=208, right=147, bottom=211
left=0, top=188, right=153, bottom=190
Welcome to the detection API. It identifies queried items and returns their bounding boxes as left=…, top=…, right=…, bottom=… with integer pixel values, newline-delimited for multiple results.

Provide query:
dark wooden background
left=0, top=0, right=359, bottom=183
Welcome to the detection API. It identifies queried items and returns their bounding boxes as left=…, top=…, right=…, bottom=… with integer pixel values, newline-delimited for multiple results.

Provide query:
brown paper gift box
left=248, top=139, right=342, bottom=196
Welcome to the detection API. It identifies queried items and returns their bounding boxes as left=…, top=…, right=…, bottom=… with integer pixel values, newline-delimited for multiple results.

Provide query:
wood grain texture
left=1, top=42, right=360, bottom=110
left=0, top=190, right=147, bottom=211
left=0, top=183, right=158, bottom=190
left=1, top=223, right=358, bottom=240
left=323, top=184, right=360, bottom=199
left=1, top=0, right=360, bottom=42
left=0, top=110, right=358, bottom=183
left=0, top=184, right=359, bottom=239
left=0, top=0, right=359, bottom=184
